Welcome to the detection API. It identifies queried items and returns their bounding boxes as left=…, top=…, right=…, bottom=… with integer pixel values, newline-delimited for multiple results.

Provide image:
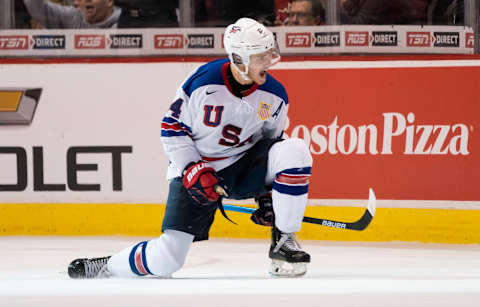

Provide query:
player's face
left=247, top=49, right=280, bottom=85
left=83, top=0, right=113, bottom=23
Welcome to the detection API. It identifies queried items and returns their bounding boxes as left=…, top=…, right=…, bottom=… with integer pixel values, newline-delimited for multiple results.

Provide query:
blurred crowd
left=14, top=0, right=465, bottom=29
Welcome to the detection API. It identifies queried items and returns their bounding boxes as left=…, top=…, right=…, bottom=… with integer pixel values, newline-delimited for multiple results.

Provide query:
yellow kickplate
left=1, top=204, right=480, bottom=244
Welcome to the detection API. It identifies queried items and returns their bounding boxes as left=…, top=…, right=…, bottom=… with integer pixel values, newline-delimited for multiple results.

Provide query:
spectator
left=29, top=0, right=77, bottom=29
left=23, top=0, right=121, bottom=28
left=73, top=0, right=85, bottom=8
left=15, top=0, right=34, bottom=28
left=274, top=0, right=290, bottom=25
left=194, top=0, right=275, bottom=27
left=285, top=0, right=325, bottom=25
left=339, top=0, right=427, bottom=25
left=61, top=0, right=85, bottom=8
left=116, top=0, right=178, bottom=28
left=428, top=0, right=464, bottom=25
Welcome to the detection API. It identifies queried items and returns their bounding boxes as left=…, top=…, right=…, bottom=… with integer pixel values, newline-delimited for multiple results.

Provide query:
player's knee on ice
left=144, top=230, right=193, bottom=277
left=107, top=230, right=194, bottom=278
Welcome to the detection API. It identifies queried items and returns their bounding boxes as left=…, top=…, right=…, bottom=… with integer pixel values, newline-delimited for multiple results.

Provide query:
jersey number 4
left=169, top=98, right=183, bottom=119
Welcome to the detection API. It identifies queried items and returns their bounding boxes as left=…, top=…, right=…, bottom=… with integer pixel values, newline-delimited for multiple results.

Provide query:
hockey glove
left=182, top=161, right=224, bottom=205
left=251, top=193, right=274, bottom=226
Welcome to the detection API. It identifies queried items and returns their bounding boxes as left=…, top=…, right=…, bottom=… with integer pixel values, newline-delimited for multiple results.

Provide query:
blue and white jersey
left=161, top=58, right=289, bottom=179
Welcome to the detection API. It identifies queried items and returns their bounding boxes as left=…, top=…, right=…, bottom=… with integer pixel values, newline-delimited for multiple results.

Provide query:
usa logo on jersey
left=258, top=102, right=271, bottom=121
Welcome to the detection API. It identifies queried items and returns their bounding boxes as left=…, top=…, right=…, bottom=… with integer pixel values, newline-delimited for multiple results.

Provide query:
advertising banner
left=0, top=25, right=474, bottom=57
left=0, top=59, right=479, bottom=204
left=273, top=64, right=479, bottom=200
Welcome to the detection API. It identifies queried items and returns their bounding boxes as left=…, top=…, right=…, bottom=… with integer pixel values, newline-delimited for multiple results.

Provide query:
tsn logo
left=345, top=32, right=369, bottom=46
left=407, top=32, right=430, bottom=47
left=286, top=33, right=311, bottom=47
left=74, top=35, right=105, bottom=49
left=0, top=36, right=29, bottom=50
left=155, top=35, right=184, bottom=49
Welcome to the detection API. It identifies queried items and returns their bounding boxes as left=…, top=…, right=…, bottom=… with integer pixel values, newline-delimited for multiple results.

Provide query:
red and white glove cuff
left=182, top=161, right=215, bottom=189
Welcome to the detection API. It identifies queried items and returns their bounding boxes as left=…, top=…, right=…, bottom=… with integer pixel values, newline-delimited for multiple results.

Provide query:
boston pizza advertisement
left=272, top=63, right=479, bottom=200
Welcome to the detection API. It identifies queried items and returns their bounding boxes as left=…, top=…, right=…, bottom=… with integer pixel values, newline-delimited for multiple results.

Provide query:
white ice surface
left=1, top=237, right=479, bottom=307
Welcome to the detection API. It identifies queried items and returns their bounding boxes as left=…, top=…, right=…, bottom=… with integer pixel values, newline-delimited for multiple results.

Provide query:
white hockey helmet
left=224, top=18, right=280, bottom=80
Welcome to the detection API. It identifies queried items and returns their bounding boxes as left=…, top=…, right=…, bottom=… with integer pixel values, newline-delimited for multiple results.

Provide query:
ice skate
left=68, top=256, right=112, bottom=279
left=269, top=226, right=310, bottom=277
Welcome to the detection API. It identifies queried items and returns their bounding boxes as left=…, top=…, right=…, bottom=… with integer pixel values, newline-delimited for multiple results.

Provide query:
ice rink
left=1, top=236, right=479, bottom=307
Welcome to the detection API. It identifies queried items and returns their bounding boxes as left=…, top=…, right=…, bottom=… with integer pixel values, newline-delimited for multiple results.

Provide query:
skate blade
left=269, top=259, right=307, bottom=278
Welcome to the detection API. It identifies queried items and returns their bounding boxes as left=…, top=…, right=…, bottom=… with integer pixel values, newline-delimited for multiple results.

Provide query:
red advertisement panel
left=466, top=33, right=474, bottom=48
left=271, top=66, right=480, bottom=200
left=345, top=31, right=369, bottom=46
left=286, top=33, right=311, bottom=47
left=154, top=34, right=184, bottom=49
left=0, top=35, right=29, bottom=50
left=74, top=35, right=106, bottom=49
left=406, top=32, right=431, bottom=47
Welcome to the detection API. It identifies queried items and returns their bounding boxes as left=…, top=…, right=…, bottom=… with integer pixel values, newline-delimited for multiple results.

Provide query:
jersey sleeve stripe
left=161, top=122, right=182, bottom=130
left=161, top=130, right=189, bottom=137
left=162, top=116, right=193, bottom=133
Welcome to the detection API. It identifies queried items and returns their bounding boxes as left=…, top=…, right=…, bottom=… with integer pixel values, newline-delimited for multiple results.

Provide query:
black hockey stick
left=221, top=188, right=376, bottom=231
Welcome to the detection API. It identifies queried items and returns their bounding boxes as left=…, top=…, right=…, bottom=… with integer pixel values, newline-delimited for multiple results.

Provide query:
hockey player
left=68, top=17, right=313, bottom=278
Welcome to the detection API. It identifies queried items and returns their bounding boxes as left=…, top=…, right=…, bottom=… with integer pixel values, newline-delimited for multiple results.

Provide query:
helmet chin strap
left=230, top=61, right=253, bottom=84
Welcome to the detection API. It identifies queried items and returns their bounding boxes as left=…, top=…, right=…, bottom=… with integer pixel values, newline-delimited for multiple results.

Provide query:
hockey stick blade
left=223, top=188, right=376, bottom=231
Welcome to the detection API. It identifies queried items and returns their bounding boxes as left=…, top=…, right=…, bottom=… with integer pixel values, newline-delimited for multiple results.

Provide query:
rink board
left=1, top=58, right=480, bottom=202
left=1, top=203, right=480, bottom=244
left=1, top=57, right=480, bottom=244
